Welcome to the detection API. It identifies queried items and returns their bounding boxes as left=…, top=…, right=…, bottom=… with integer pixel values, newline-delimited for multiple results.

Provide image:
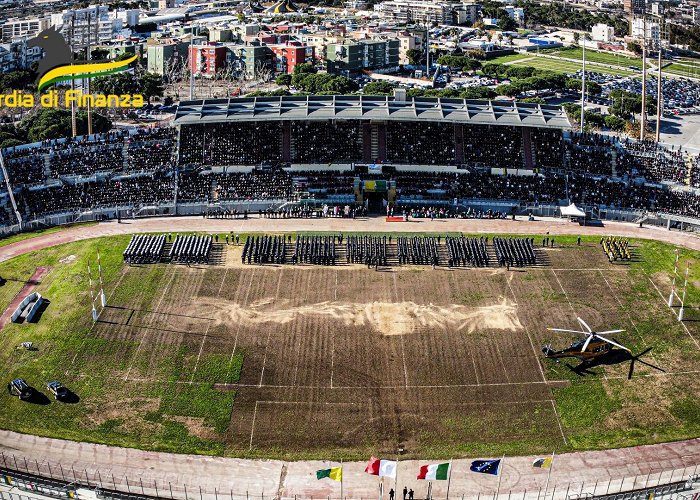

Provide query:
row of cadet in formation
left=123, top=234, right=212, bottom=264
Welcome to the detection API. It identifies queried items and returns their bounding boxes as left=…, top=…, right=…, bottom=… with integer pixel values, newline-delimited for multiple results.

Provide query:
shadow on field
left=26, top=390, right=51, bottom=406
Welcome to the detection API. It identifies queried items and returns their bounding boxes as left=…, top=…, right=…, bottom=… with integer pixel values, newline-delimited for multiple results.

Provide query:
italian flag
left=316, top=467, right=342, bottom=481
left=417, top=463, right=450, bottom=480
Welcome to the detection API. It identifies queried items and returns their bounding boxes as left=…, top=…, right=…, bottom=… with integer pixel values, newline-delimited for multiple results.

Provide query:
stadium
left=0, top=95, right=699, bottom=499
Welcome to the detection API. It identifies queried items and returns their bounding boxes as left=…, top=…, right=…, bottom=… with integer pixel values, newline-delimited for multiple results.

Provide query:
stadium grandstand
left=1, top=95, right=700, bottom=231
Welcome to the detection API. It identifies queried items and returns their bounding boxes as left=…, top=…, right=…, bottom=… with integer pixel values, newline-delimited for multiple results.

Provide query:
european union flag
left=470, top=459, right=501, bottom=476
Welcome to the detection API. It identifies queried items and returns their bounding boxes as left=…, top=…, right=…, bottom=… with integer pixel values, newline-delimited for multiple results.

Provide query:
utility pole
left=70, top=15, right=77, bottom=138
left=655, top=15, right=664, bottom=143
left=640, top=15, right=647, bottom=141
left=580, top=33, right=586, bottom=131
left=425, top=24, right=429, bottom=78
left=189, top=27, right=195, bottom=100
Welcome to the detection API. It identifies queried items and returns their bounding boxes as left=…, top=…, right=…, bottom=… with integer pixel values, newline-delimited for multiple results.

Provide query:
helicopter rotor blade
left=581, top=333, right=594, bottom=353
left=548, top=328, right=589, bottom=335
left=628, top=358, right=635, bottom=380
left=578, top=317, right=593, bottom=333
left=598, top=336, right=631, bottom=351
left=596, top=329, right=626, bottom=335
left=634, top=358, right=666, bottom=373
left=634, top=347, right=654, bottom=358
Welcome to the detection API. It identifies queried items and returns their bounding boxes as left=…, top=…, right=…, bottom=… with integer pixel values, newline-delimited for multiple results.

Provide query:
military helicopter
left=542, top=317, right=665, bottom=379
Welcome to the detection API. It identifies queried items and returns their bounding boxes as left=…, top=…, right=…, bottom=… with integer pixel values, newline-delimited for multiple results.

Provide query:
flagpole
left=445, top=459, right=453, bottom=500
left=543, top=452, right=555, bottom=500
left=495, top=455, right=505, bottom=499
left=340, top=459, right=343, bottom=500
left=394, top=455, right=399, bottom=500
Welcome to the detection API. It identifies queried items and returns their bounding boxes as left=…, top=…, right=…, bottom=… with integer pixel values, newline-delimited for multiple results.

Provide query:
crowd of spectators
left=4, top=123, right=700, bottom=223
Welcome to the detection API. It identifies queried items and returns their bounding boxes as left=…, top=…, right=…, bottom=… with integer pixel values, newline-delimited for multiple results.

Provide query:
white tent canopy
left=560, top=203, right=586, bottom=218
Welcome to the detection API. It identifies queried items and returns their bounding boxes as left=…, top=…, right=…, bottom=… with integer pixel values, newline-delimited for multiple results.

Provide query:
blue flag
left=470, top=459, right=501, bottom=476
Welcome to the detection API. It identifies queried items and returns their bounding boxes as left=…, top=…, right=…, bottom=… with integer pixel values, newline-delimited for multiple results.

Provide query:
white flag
left=378, top=460, right=397, bottom=478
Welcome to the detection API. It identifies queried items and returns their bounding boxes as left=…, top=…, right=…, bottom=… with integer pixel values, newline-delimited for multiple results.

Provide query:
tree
left=406, top=48, right=424, bottom=66
left=604, top=114, right=627, bottom=131
left=90, top=48, right=110, bottom=60
left=627, top=41, right=642, bottom=55
left=140, top=72, right=165, bottom=102
left=461, top=86, right=496, bottom=99
left=293, top=62, right=316, bottom=75
left=497, top=16, right=517, bottom=32
left=275, top=73, right=292, bottom=88
left=363, top=81, right=396, bottom=95
left=20, top=108, right=111, bottom=142
left=573, top=32, right=580, bottom=45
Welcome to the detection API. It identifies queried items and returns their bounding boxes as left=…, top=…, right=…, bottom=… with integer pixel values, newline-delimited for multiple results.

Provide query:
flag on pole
left=469, top=459, right=501, bottom=476
left=417, top=463, right=450, bottom=480
left=532, top=457, right=553, bottom=469
left=365, top=457, right=397, bottom=478
left=316, top=467, right=342, bottom=481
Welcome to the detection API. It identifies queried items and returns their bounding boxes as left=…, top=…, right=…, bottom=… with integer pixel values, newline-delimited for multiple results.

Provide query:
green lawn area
left=663, top=61, right=700, bottom=78
left=485, top=53, right=534, bottom=65
left=510, top=56, right=636, bottom=77
left=547, top=47, right=646, bottom=69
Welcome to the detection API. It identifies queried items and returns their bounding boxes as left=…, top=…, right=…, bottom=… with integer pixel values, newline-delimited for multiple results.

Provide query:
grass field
left=0, top=233, right=699, bottom=459
left=484, top=53, right=534, bottom=65
left=663, top=61, right=700, bottom=79
left=545, top=47, right=645, bottom=70
left=508, top=56, right=636, bottom=77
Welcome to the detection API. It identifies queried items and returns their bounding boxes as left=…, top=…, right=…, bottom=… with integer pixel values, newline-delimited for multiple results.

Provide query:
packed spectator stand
left=5, top=111, right=700, bottom=228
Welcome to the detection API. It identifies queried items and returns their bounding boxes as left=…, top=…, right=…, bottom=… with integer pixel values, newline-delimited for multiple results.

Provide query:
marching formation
left=170, top=235, right=212, bottom=264
left=396, top=236, right=439, bottom=267
left=346, top=235, right=388, bottom=267
left=242, top=235, right=288, bottom=264
left=123, top=235, right=165, bottom=264
left=293, top=235, right=337, bottom=265
left=445, top=236, right=489, bottom=267
left=601, top=236, right=631, bottom=262
left=493, top=237, right=537, bottom=267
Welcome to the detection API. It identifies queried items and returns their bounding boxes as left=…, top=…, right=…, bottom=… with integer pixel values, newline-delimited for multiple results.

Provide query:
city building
left=374, top=1, right=454, bottom=26
left=0, top=40, right=43, bottom=72
left=227, top=44, right=272, bottom=79
left=326, top=39, right=399, bottom=75
left=631, top=18, right=660, bottom=43
left=591, top=23, right=615, bottom=42
left=269, top=44, right=314, bottom=73
left=50, top=6, right=123, bottom=48
left=1, top=17, right=50, bottom=43
left=114, top=10, right=140, bottom=28
left=395, top=31, right=422, bottom=65
left=624, top=0, right=645, bottom=15
left=189, top=42, right=228, bottom=77
left=146, top=39, right=189, bottom=75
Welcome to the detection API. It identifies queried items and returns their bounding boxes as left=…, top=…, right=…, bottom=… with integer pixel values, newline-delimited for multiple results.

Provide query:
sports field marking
left=330, top=270, right=338, bottom=388
left=506, top=272, right=548, bottom=384
left=225, top=268, right=257, bottom=382
left=259, top=269, right=285, bottom=387
left=123, top=268, right=177, bottom=381
left=550, top=399, right=568, bottom=445
left=70, top=266, right=129, bottom=369
left=449, top=271, right=480, bottom=384
left=646, top=275, right=700, bottom=351
left=291, top=271, right=311, bottom=388
left=122, top=368, right=700, bottom=387
left=598, top=270, right=660, bottom=366
left=189, top=267, right=229, bottom=384
left=393, top=272, right=409, bottom=389
left=249, top=400, right=360, bottom=450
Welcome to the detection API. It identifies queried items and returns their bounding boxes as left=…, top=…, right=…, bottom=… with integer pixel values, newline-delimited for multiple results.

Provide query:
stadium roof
left=174, top=96, right=571, bottom=129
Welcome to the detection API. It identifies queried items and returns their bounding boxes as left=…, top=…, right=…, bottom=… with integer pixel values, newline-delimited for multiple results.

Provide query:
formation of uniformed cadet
left=346, top=235, right=387, bottom=267
left=123, top=234, right=165, bottom=264
left=445, top=235, right=489, bottom=267
left=493, top=237, right=536, bottom=267
left=206, top=208, right=245, bottom=219
left=242, top=235, right=287, bottom=264
left=293, top=235, right=336, bottom=265
left=396, top=236, right=439, bottom=267
left=169, top=235, right=212, bottom=264
left=601, top=236, right=630, bottom=261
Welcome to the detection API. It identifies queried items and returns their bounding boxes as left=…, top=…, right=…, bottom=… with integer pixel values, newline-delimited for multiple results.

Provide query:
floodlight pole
left=580, top=34, right=586, bottom=131
left=640, top=15, right=647, bottom=141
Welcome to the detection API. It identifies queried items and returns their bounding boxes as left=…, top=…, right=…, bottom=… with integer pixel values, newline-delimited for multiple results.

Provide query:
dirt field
left=60, top=237, right=699, bottom=458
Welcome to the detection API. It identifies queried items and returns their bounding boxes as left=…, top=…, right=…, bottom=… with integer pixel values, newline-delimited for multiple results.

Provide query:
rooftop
left=174, top=95, right=572, bottom=129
